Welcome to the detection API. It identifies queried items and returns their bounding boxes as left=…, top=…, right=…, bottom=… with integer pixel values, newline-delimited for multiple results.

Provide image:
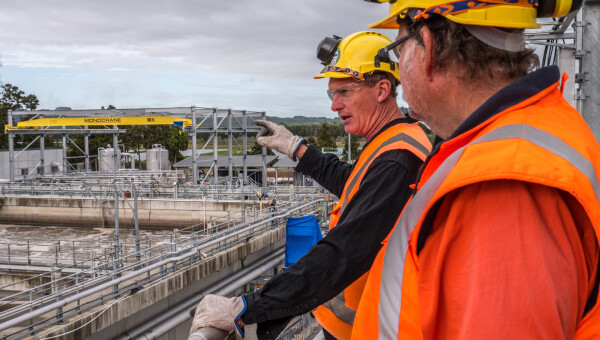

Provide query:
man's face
left=396, top=25, right=422, bottom=120
left=328, top=77, right=379, bottom=138
left=396, top=24, right=443, bottom=136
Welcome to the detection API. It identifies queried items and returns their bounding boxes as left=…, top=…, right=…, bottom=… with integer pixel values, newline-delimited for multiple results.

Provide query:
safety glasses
left=327, top=83, right=364, bottom=101
left=378, top=34, right=411, bottom=64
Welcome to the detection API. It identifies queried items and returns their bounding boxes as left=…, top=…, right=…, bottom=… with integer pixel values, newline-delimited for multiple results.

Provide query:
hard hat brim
left=368, top=15, right=400, bottom=29
left=313, top=72, right=353, bottom=80
left=369, top=5, right=540, bottom=29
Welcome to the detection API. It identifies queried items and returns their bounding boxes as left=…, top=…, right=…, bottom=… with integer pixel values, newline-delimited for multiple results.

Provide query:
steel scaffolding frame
left=525, top=0, right=600, bottom=141
left=6, top=107, right=267, bottom=186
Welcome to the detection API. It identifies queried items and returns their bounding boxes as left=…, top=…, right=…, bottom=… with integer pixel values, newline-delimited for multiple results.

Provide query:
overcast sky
left=0, top=1, right=406, bottom=117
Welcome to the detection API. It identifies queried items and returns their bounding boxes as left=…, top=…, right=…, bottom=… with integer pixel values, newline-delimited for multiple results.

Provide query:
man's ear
left=420, top=26, right=436, bottom=80
left=377, top=79, right=392, bottom=103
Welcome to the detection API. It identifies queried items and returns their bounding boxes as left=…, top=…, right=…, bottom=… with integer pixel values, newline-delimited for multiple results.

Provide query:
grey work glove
left=256, top=120, right=305, bottom=161
left=190, top=294, right=247, bottom=337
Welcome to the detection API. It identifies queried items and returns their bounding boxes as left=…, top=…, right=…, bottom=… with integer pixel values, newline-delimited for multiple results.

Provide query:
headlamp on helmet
left=317, top=35, right=342, bottom=66
left=314, top=31, right=400, bottom=81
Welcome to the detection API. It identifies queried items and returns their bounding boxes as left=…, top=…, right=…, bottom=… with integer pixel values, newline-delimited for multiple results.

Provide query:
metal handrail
left=0, top=199, right=325, bottom=339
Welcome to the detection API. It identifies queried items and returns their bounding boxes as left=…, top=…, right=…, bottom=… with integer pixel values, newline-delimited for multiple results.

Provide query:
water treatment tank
left=147, top=144, right=169, bottom=171
left=98, top=145, right=122, bottom=172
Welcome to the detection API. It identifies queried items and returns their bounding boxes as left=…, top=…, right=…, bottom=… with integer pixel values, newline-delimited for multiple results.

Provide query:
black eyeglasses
left=379, top=34, right=411, bottom=63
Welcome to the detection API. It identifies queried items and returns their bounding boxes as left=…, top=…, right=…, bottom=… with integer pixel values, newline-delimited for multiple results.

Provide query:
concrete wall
left=32, top=226, right=286, bottom=340
left=0, top=196, right=260, bottom=229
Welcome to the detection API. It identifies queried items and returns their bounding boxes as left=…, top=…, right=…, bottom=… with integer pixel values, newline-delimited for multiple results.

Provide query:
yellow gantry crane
left=5, top=116, right=192, bottom=130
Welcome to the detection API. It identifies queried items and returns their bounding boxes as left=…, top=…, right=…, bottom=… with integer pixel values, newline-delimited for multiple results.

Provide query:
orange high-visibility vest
left=313, top=122, right=431, bottom=340
left=352, top=79, right=600, bottom=339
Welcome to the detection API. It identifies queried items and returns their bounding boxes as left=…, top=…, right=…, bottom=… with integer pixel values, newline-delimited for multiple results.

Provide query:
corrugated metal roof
left=272, top=157, right=298, bottom=168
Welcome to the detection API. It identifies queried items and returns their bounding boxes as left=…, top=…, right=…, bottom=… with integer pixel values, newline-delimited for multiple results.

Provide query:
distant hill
left=267, top=108, right=408, bottom=126
left=267, top=115, right=341, bottom=125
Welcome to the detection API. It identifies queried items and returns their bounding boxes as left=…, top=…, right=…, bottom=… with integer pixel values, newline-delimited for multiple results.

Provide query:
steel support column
left=113, top=127, right=119, bottom=175
left=261, top=111, right=267, bottom=188
left=580, top=0, right=600, bottom=141
left=242, top=110, right=248, bottom=185
left=227, top=109, right=233, bottom=188
left=62, top=128, right=68, bottom=175
left=347, top=133, right=352, bottom=163
left=212, top=108, right=218, bottom=185
left=84, top=125, right=90, bottom=172
left=192, top=107, right=198, bottom=186
left=8, top=110, right=14, bottom=182
left=39, top=133, right=45, bottom=174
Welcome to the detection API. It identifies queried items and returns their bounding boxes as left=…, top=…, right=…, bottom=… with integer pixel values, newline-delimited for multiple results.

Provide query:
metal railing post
left=72, top=241, right=76, bottom=267
left=134, top=184, right=141, bottom=266
left=54, top=241, right=60, bottom=266
left=113, top=244, right=120, bottom=299
left=27, top=239, right=31, bottom=265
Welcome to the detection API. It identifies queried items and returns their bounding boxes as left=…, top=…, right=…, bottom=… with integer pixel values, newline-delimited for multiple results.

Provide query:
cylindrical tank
left=98, top=145, right=122, bottom=172
left=147, top=144, right=169, bottom=171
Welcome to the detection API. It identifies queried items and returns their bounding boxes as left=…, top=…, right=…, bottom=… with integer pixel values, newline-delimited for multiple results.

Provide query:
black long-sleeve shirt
left=242, top=119, right=424, bottom=328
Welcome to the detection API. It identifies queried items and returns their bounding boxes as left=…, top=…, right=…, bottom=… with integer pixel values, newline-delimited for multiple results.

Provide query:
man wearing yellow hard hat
left=353, top=0, right=600, bottom=339
left=189, top=31, right=431, bottom=339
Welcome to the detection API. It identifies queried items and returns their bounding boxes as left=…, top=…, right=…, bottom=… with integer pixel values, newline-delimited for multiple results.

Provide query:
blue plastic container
left=285, top=215, right=323, bottom=267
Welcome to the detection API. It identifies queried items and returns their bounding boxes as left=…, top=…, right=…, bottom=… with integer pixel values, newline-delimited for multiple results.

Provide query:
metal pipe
left=0, top=200, right=321, bottom=332
left=117, top=248, right=284, bottom=340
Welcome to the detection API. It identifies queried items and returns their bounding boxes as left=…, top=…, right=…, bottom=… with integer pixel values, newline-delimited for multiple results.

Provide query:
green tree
left=0, top=83, right=25, bottom=112
left=22, top=94, right=39, bottom=111
left=0, top=84, right=41, bottom=148
left=120, top=125, right=148, bottom=165
left=306, top=136, right=317, bottom=147
left=143, top=125, right=169, bottom=149
left=317, top=121, right=337, bottom=150
left=249, top=142, right=274, bottom=155
left=164, top=126, right=189, bottom=164
left=342, top=134, right=361, bottom=162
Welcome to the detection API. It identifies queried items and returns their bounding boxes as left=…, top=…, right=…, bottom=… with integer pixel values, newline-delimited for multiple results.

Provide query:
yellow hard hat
left=366, top=0, right=582, bottom=29
left=314, top=31, right=400, bottom=81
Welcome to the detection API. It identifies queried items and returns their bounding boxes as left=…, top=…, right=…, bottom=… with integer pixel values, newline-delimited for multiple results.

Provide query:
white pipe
left=0, top=200, right=321, bottom=333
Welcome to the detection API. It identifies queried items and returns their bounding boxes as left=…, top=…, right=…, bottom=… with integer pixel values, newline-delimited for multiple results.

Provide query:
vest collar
left=363, top=116, right=415, bottom=150
left=415, top=66, right=560, bottom=192
left=448, top=66, right=560, bottom=140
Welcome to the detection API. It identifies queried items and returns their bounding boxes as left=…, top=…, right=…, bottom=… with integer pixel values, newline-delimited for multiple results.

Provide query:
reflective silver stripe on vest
left=377, top=124, right=600, bottom=338
left=339, top=132, right=430, bottom=217
left=322, top=290, right=356, bottom=325
left=321, top=132, right=430, bottom=326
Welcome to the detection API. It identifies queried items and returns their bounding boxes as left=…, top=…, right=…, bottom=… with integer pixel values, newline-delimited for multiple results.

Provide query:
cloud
left=0, top=0, right=399, bottom=116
